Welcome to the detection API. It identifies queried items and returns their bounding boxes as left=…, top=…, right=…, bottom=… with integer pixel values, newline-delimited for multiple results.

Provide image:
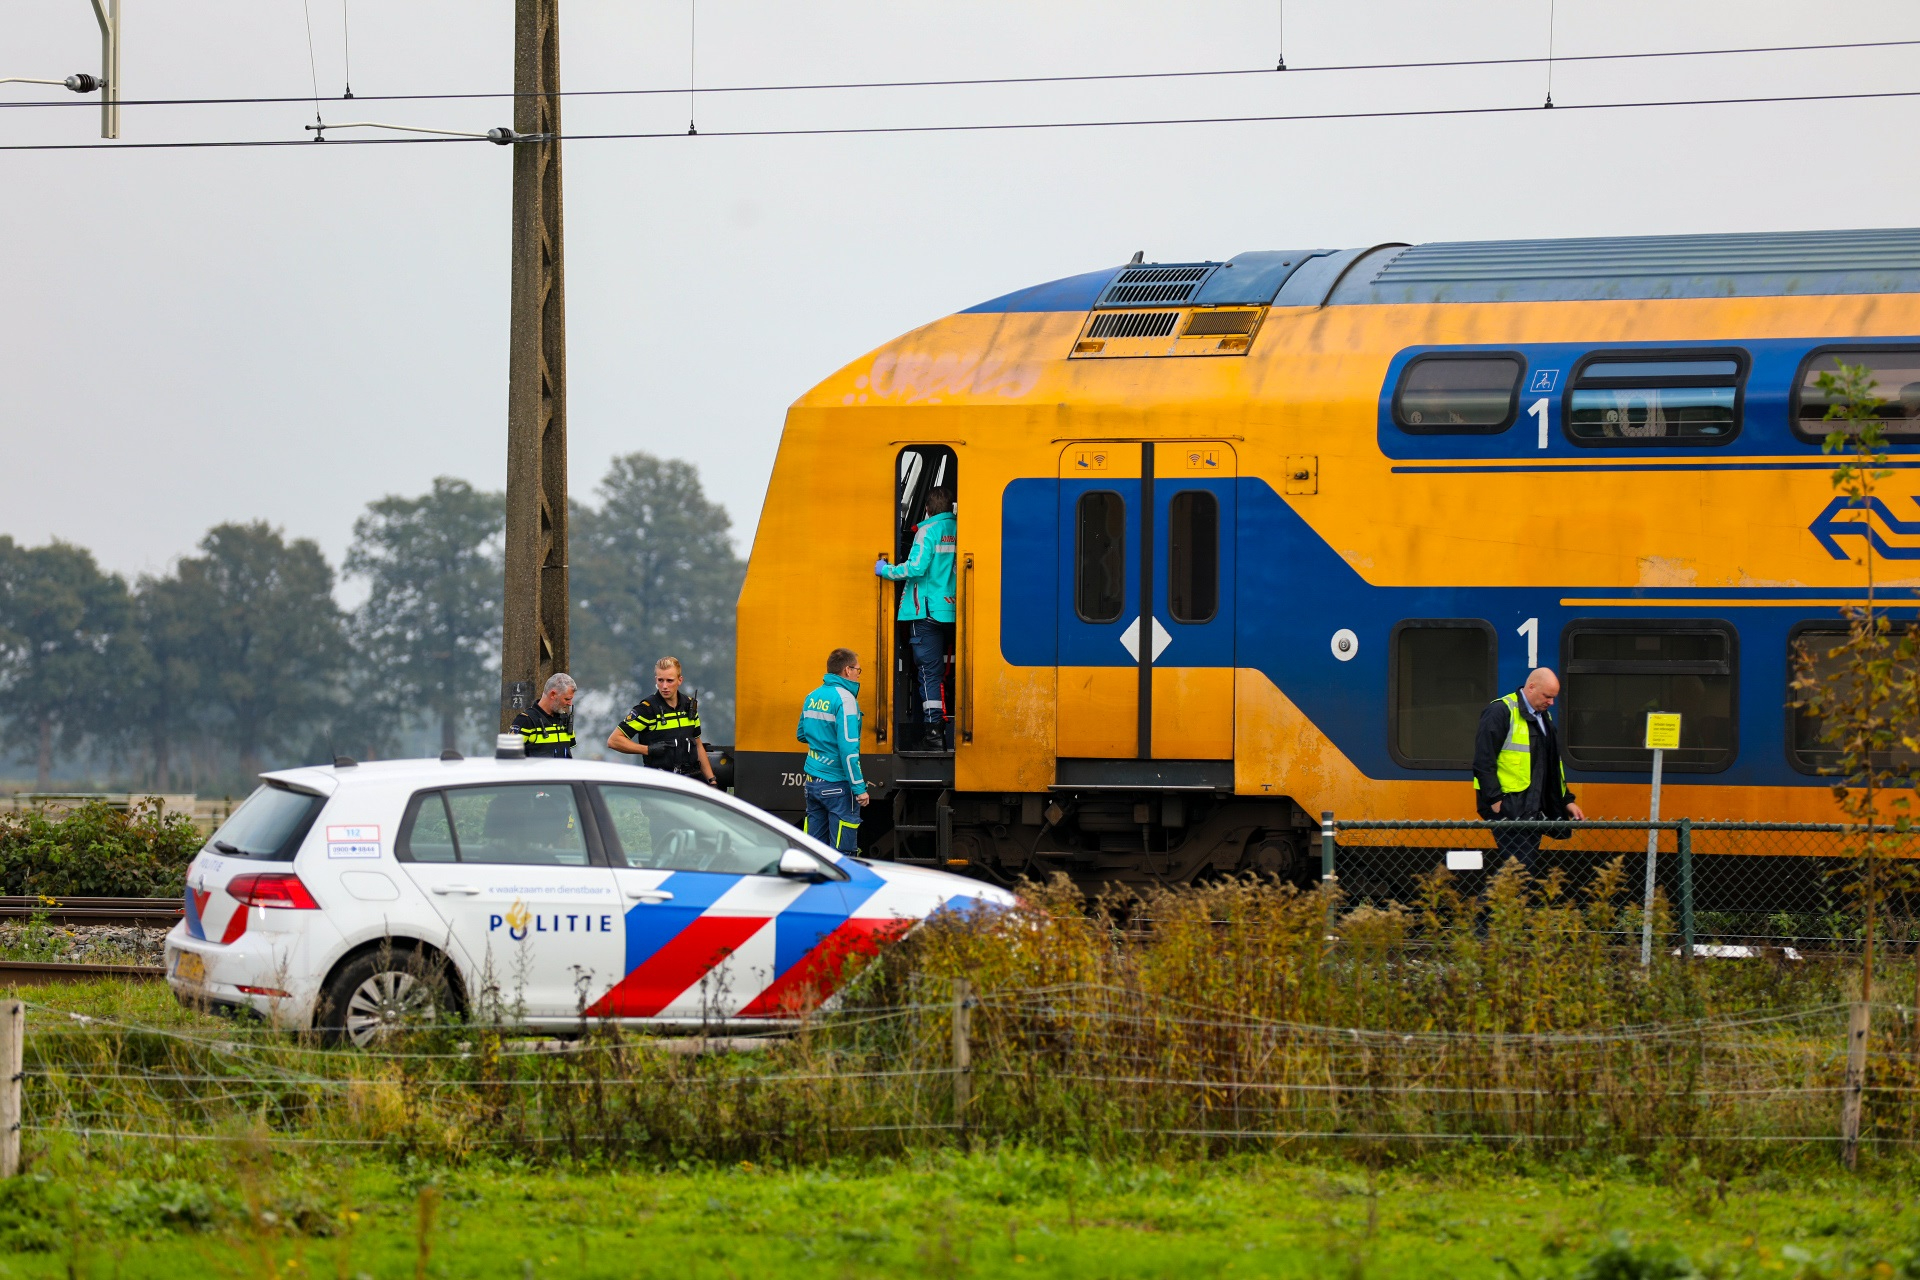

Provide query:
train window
left=1792, top=347, right=1920, bottom=442
left=1562, top=622, right=1736, bottom=771
left=1167, top=491, right=1218, bottom=623
left=1565, top=350, right=1746, bottom=446
left=1388, top=621, right=1497, bottom=769
left=1074, top=491, right=1126, bottom=623
left=1788, top=624, right=1920, bottom=773
left=1392, top=355, right=1523, bottom=433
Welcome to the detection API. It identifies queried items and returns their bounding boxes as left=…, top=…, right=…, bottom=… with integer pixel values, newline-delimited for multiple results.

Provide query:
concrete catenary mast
left=498, top=0, right=569, bottom=730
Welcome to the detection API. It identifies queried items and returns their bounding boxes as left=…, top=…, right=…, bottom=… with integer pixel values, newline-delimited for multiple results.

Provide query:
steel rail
left=0, top=959, right=164, bottom=984
left=0, top=896, right=182, bottom=926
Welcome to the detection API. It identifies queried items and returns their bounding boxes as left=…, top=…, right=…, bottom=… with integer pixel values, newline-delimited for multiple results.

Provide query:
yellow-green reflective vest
left=1473, top=692, right=1570, bottom=799
left=1492, top=692, right=1534, bottom=794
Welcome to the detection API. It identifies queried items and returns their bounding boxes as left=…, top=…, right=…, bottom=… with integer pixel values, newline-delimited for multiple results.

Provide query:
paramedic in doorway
left=1471, top=667, right=1585, bottom=872
left=797, top=648, right=868, bottom=853
left=874, top=485, right=957, bottom=750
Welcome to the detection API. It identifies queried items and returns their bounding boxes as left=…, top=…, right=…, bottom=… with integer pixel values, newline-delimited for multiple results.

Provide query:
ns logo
left=1808, top=496, right=1920, bottom=560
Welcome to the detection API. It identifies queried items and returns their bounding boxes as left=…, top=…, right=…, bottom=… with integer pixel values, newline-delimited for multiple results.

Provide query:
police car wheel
left=318, top=950, right=452, bottom=1048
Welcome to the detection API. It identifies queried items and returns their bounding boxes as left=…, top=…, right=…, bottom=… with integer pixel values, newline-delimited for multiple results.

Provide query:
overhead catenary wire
left=4, top=35, right=1920, bottom=111
left=10, top=84, right=1920, bottom=152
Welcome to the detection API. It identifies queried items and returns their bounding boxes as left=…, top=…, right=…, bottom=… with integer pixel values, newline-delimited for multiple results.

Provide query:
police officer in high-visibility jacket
left=510, top=673, right=577, bottom=757
left=606, top=655, right=719, bottom=785
left=796, top=648, right=868, bottom=851
left=1471, top=667, right=1585, bottom=870
left=874, top=486, right=957, bottom=750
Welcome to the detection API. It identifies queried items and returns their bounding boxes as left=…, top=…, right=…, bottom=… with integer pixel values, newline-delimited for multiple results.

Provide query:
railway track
left=0, top=959, right=165, bottom=984
left=0, top=895, right=182, bottom=926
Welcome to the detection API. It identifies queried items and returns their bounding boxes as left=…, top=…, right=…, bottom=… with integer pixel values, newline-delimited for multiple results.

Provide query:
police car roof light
left=333, top=755, right=358, bottom=768
left=496, top=733, right=526, bottom=760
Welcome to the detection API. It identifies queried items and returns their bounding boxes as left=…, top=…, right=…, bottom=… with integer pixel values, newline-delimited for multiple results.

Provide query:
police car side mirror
left=778, top=849, right=831, bottom=881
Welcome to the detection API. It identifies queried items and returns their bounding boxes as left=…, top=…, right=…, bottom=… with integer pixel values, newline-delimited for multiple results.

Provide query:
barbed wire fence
left=4, top=980, right=1915, bottom=1171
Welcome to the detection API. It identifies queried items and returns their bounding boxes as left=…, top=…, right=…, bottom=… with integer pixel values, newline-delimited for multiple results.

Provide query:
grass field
left=2, top=1146, right=1916, bottom=1280
left=4, top=868, right=1918, bottom=1280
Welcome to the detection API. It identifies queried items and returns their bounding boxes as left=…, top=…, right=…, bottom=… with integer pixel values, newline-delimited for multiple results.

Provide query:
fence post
left=952, top=978, right=973, bottom=1137
left=1841, top=1000, right=1870, bottom=1169
left=1320, top=811, right=1338, bottom=931
left=1677, top=818, right=1694, bottom=959
left=0, top=1000, right=20, bottom=1178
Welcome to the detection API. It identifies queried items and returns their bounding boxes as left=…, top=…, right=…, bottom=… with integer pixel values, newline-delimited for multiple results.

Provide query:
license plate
left=173, top=951, right=206, bottom=983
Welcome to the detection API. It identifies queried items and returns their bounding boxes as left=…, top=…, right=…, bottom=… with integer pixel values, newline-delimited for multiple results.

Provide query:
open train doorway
left=886, top=446, right=958, bottom=756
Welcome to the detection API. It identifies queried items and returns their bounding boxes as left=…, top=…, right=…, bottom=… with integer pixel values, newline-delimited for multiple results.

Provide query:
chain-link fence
left=1324, top=818, right=1920, bottom=952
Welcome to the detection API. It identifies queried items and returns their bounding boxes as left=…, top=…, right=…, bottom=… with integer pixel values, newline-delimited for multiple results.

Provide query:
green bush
left=0, top=799, right=201, bottom=898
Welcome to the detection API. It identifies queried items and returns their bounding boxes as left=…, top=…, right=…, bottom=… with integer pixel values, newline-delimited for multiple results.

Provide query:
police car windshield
left=206, top=784, right=324, bottom=861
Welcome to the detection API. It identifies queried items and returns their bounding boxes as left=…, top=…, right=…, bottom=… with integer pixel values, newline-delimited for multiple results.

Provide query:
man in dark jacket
left=1471, top=667, right=1585, bottom=871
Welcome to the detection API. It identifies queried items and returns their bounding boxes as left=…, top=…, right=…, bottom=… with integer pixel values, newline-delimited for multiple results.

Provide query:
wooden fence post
left=0, top=999, right=21, bottom=1178
left=952, top=979, right=973, bottom=1136
left=1841, top=1000, right=1870, bottom=1170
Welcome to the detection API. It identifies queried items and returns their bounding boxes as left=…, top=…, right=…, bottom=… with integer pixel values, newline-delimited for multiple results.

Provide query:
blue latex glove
left=874, top=557, right=890, bottom=576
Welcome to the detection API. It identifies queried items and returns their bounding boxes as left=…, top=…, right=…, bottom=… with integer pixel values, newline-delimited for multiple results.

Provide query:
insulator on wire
left=64, top=73, right=103, bottom=93
left=487, top=127, right=519, bottom=145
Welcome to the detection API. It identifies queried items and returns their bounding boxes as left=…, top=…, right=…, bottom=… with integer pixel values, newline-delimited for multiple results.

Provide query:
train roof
left=963, top=227, right=1920, bottom=312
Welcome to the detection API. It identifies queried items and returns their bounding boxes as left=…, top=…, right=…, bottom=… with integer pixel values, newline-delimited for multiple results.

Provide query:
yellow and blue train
left=734, top=228, right=1920, bottom=883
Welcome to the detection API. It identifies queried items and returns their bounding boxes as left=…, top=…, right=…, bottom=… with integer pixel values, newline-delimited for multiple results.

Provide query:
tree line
left=0, top=452, right=744, bottom=794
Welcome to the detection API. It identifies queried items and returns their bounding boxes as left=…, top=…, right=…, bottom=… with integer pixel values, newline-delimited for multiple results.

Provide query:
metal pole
left=87, top=0, right=119, bottom=139
left=499, top=0, right=569, bottom=731
left=1641, top=747, right=1663, bottom=968
left=0, top=999, right=21, bottom=1177
left=1320, top=809, right=1338, bottom=931
left=1677, top=816, right=1694, bottom=959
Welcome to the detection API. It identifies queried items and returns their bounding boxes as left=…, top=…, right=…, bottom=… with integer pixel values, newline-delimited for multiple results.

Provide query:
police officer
left=796, top=648, right=867, bottom=852
left=1472, top=667, right=1585, bottom=871
left=606, top=655, right=719, bottom=785
left=510, top=673, right=577, bottom=758
left=874, top=485, right=957, bottom=750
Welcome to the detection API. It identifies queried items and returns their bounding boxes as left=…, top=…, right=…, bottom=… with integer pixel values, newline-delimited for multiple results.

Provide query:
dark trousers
left=1490, top=801, right=1544, bottom=874
left=909, top=620, right=952, bottom=730
left=804, top=778, right=861, bottom=853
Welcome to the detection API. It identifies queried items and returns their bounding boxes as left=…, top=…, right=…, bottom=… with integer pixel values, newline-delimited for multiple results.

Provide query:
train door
left=1056, top=444, right=1144, bottom=757
left=886, top=446, right=958, bottom=753
left=1152, top=443, right=1236, bottom=758
left=1056, top=442, right=1235, bottom=761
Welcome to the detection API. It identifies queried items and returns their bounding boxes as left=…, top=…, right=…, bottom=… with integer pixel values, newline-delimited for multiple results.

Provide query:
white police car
left=164, top=743, right=1013, bottom=1045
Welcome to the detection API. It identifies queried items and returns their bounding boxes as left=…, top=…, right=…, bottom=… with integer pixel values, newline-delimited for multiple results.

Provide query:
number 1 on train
left=1528, top=398, right=1549, bottom=449
left=1518, top=617, right=1538, bottom=669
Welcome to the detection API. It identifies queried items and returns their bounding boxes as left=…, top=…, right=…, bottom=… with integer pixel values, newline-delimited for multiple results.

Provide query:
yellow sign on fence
left=1644, top=713, right=1682, bottom=751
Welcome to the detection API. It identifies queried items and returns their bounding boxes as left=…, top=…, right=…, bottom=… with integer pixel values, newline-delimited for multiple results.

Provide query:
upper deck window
left=1792, top=347, right=1920, bottom=443
left=1392, top=354, right=1523, bottom=433
left=1565, top=350, right=1746, bottom=446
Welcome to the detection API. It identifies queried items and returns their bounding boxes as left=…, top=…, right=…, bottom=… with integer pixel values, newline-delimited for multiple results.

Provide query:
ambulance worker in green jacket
left=875, top=486, right=957, bottom=750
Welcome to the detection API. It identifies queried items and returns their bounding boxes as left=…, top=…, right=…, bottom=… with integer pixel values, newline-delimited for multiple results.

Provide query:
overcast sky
left=5, top=1, right=1918, bottom=592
